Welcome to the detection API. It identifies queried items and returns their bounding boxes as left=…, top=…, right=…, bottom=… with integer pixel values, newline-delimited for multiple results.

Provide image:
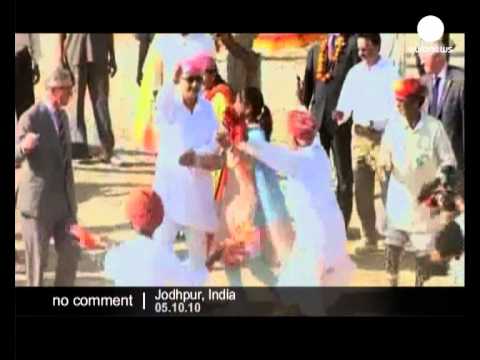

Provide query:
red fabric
left=394, top=78, right=427, bottom=100
left=70, top=225, right=104, bottom=250
left=204, top=83, right=234, bottom=105
left=143, top=122, right=157, bottom=154
left=223, top=106, right=247, bottom=145
left=125, top=188, right=164, bottom=235
left=214, top=107, right=248, bottom=202
left=287, top=110, right=316, bottom=141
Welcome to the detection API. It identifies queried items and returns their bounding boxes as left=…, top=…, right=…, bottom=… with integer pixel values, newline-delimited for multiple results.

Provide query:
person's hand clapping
left=20, top=132, right=40, bottom=155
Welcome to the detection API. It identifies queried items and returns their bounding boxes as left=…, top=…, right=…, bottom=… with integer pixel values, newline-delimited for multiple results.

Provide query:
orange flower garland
left=315, top=34, right=347, bottom=82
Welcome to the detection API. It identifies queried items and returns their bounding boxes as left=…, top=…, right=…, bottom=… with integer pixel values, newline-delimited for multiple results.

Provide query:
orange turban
left=393, top=78, right=427, bottom=101
left=125, top=188, right=164, bottom=236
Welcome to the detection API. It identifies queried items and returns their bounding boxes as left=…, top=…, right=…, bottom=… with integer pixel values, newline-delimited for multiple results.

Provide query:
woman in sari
left=204, top=88, right=295, bottom=286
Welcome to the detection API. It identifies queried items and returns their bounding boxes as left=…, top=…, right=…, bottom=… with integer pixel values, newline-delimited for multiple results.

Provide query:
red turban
left=287, top=110, right=316, bottom=142
left=393, top=78, right=427, bottom=101
left=125, top=188, right=164, bottom=235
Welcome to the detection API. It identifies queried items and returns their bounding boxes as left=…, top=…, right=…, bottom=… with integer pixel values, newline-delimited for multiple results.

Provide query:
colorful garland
left=315, top=34, right=348, bottom=82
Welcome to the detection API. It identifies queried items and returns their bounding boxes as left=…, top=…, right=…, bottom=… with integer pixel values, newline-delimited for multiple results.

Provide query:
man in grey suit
left=420, top=41, right=465, bottom=170
left=59, top=33, right=122, bottom=165
left=15, top=68, right=80, bottom=287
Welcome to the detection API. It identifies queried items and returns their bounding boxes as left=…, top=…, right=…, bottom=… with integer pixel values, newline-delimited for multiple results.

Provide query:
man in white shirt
left=15, top=33, right=41, bottom=119
left=336, top=33, right=400, bottom=254
left=152, top=54, right=220, bottom=286
left=379, top=78, right=456, bottom=286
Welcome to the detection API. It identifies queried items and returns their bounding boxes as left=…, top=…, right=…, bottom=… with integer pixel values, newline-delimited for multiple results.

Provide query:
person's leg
left=384, top=229, right=408, bottom=286
left=353, top=159, right=377, bottom=249
left=87, top=63, right=115, bottom=160
left=70, top=64, right=90, bottom=158
left=186, top=228, right=208, bottom=270
left=331, top=119, right=353, bottom=229
left=152, top=217, right=181, bottom=252
left=225, top=266, right=243, bottom=286
left=319, top=125, right=332, bottom=157
left=53, top=219, right=81, bottom=286
left=248, top=255, right=278, bottom=286
left=15, top=49, right=35, bottom=119
left=20, top=215, right=52, bottom=287
left=185, top=228, right=210, bottom=286
left=414, top=254, right=431, bottom=287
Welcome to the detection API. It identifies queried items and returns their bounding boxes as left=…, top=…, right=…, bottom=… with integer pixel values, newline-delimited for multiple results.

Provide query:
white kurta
left=153, top=83, right=219, bottom=232
left=104, top=232, right=195, bottom=287
left=242, top=137, right=356, bottom=286
left=380, top=112, right=457, bottom=233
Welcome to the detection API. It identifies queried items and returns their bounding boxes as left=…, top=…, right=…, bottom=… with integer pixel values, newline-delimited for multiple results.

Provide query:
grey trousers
left=20, top=215, right=80, bottom=287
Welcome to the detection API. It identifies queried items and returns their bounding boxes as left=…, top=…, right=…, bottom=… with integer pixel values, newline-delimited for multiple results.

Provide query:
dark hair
left=357, top=33, right=381, bottom=48
left=435, top=221, right=464, bottom=258
left=240, top=87, right=273, bottom=142
left=213, top=72, right=226, bottom=86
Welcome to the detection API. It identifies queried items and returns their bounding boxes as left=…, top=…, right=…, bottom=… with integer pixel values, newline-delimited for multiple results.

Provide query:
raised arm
left=237, top=140, right=305, bottom=177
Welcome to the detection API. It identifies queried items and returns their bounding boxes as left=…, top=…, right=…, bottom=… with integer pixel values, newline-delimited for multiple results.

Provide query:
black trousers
left=319, top=119, right=353, bottom=229
left=15, top=48, right=35, bottom=119
left=69, top=63, right=115, bottom=158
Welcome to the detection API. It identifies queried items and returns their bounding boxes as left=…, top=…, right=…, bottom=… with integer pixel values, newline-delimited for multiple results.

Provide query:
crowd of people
left=15, top=33, right=465, bottom=289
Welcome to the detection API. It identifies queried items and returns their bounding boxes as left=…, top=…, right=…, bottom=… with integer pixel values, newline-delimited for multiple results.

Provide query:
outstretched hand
left=179, top=149, right=196, bottom=167
left=216, top=131, right=231, bottom=149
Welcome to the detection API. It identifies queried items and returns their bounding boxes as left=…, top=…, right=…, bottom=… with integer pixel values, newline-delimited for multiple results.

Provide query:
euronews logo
left=415, top=15, right=454, bottom=54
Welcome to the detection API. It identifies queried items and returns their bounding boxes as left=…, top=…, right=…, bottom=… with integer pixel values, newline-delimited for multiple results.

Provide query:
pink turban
left=179, top=52, right=213, bottom=76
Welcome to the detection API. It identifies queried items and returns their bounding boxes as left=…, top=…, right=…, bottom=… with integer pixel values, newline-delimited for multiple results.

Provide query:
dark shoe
left=347, top=227, right=361, bottom=241
left=355, top=243, right=380, bottom=256
left=71, top=143, right=91, bottom=160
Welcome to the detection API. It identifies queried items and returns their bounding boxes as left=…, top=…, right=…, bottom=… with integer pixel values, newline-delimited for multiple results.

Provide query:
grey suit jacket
left=422, top=65, right=465, bottom=169
left=303, top=34, right=361, bottom=135
left=15, top=102, right=77, bottom=223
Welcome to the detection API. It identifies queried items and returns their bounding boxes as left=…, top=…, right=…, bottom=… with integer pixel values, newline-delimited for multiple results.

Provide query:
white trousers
left=153, top=217, right=208, bottom=286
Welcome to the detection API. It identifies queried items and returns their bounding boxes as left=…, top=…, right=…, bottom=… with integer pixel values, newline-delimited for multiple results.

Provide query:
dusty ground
left=15, top=34, right=456, bottom=287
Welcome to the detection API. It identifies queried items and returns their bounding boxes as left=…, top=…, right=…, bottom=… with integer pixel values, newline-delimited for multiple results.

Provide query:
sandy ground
left=15, top=34, right=456, bottom=287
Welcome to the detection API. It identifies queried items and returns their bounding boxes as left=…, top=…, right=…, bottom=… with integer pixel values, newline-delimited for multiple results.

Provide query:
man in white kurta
left=236, top=110, right=356, bottom=315
left=237, top=110, right=356, bottom=287
left=152, top=60, right=219, bottom=286
left=149, top=33, right=216, bottom=90
left=379, top=78, right=456, bottom=286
